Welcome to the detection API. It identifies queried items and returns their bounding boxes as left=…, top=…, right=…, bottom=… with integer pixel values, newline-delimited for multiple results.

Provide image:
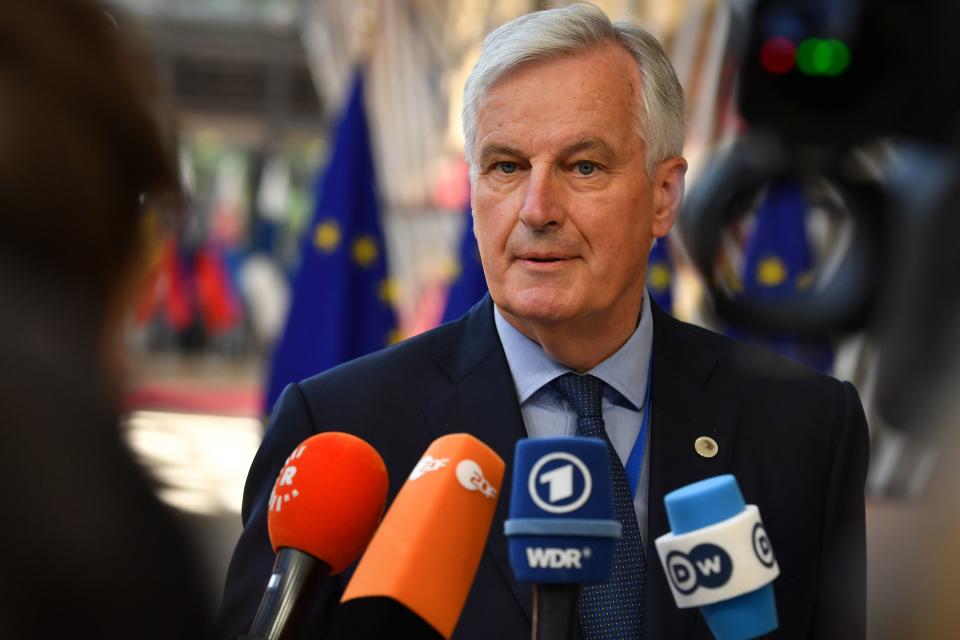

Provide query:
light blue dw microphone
left=655, top=474, right=780, bottom=640
left=504, top=437, right=622, bottom=640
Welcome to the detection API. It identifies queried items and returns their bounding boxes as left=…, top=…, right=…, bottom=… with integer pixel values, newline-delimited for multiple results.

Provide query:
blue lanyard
left=624, top=357, right=653, bottom=498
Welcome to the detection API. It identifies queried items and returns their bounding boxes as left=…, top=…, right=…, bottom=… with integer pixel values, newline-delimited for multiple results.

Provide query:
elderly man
left=218, top=4, right=867, bottom=639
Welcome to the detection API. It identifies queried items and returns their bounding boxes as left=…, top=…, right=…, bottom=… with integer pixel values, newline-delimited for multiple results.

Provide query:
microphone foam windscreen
left=655, top=474, right=779, bottom=639
left=341, top=433, right=505, bottom=639
left=505, top=437, right=620, bottom=584
left=267, top=432, right=388, bottom=574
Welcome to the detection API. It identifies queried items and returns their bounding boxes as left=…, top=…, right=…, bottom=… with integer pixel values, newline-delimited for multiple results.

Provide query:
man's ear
left=651, top=156, right=688, bottom=238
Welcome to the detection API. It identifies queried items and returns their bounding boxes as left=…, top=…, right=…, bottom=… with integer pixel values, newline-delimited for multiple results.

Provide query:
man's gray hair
left=462, top=3, right=685, bottom=176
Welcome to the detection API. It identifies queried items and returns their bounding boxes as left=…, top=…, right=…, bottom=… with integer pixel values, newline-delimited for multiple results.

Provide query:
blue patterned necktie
left=551, top=373, right=646, bottom=640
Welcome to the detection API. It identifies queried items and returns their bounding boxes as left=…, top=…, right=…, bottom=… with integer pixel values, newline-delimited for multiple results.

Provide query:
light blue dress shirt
left=493, top=292, right=654, bottom=539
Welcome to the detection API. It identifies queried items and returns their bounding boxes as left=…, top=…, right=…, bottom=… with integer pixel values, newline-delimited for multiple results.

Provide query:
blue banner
left=442, top=204, right=488, bottom=323
left=730, top=178, right=833, bottom=373
left=647, top=237, right=674, bottom=314
left=264, top=69, right=398, bottom=412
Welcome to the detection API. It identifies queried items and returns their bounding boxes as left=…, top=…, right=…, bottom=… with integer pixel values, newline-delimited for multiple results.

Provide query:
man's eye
left=497, top=161, right=518, bottom=174
left=576, top=161, right=597, bottom=176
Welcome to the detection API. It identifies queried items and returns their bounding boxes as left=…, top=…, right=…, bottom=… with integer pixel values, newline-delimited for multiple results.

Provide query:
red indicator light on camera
left=760, top=37, right=797, bottom=74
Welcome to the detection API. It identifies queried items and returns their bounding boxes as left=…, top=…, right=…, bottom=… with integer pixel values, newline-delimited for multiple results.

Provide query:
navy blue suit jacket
left=217, top=296, right=868, bottom=639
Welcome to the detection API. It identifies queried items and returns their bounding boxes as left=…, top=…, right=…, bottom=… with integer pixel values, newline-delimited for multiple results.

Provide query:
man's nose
left=519, top=167, right=564, bottom=230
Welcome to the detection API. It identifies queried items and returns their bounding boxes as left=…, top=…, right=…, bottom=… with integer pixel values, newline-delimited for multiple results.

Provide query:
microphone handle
left=248, top=548, right=331, bottom=640
left=532, top=584, right=581, bottom=640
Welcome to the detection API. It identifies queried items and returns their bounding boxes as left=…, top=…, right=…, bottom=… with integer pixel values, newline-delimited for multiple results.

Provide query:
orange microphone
left=333, top=433, right=505, bottom=639
left=247, top=432, right=388, bottom=640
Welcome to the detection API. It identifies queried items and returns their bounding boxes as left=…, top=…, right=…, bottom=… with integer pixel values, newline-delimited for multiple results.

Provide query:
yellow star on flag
left=314, top=220, right=341, bottom=254
left=648, top=263, right=671, bottom=292
left=378, top=278, right=400, bottom=305
left=443, top=256, right=462, bottom=284
left=756, top=255, right=788, bottom=287
left=352, top=235, right=379, bottom=267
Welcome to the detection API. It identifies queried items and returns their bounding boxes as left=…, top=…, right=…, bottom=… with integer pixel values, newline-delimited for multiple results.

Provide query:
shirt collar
left=494, top=291, right=654, bottom=410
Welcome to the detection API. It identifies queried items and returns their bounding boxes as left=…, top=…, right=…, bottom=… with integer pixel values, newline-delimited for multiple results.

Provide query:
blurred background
left=90, top=0, right=957, bottom=635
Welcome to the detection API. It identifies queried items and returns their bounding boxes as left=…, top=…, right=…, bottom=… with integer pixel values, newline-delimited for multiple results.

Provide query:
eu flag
left=730, top=178, right=833, bottom=372
left=264, top=69, right=397, bottom=412
left=647, top=237, right=674, bottom=314
left=442, top=204, right=488, bottom=323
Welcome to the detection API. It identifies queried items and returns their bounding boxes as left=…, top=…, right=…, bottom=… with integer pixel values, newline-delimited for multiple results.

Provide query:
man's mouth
left=517, top=254, right=570, bottom=263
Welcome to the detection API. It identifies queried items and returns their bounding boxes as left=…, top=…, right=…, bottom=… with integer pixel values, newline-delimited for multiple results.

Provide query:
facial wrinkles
left=507, top=224, right=581, bottom=261
left=479, top=52, right=642, bottom=151
left=474, top=46, right=651, bottom=272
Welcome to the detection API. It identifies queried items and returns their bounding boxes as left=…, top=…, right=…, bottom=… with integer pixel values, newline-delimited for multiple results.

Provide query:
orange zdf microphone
left=333, top=434, right=505, bottom=639
left=246, top=432, right=388, bottom=640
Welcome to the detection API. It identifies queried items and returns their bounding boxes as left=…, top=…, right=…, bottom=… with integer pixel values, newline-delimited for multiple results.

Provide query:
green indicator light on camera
left=796, top=38, right=817, bottom=74
left=796, top=38, right=850, bottom=76
left=825, top=39, right=850, bottom=75
left=811, top=40, right=835, bottom=73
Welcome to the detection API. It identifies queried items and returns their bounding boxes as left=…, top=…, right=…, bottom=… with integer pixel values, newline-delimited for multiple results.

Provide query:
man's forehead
left=475, top=96, right=641, bottom=159
left=475, top=45, right=640, bottom=123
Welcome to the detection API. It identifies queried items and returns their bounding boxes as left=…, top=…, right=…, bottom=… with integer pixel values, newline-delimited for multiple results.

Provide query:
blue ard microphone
left=504, top=437, right=622, bottom=640
left=654, top=475, right=780, bottom=640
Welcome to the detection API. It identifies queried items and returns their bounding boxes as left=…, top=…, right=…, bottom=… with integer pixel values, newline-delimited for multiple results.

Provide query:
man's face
left=471, top=43, right=683, bottom=338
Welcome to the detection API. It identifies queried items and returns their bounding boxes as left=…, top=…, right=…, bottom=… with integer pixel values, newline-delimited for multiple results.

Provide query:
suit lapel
left=421, top=295, right=533, bottom=621
left=646, top=301, right=743, bottom=639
